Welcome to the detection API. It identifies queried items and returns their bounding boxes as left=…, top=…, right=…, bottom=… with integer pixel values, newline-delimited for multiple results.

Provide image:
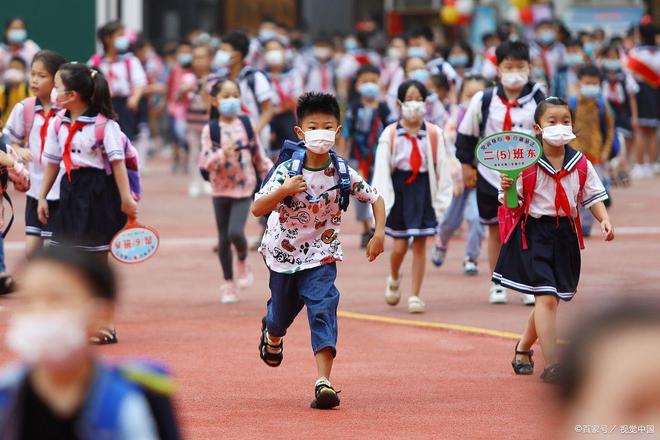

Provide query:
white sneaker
left=203, top=181, right=213, bottom=196
left=385, top=276, right=401, bottom=306
left=653, top=162, right=660, bottom=176
left=236, top=260, right=254, bottom=289
left=488, top=285, right=508, bottom=304
left=220, top=283, right=239, bottom=304
left=188, top=182, right=201, bottom=197
left=644, top=164, right=655, bottom=178
left=463, top=259, right=478, bottom=276
left=521, top=294, right=536, bottom=306
left=408, top=296, right=426, bottom=313
left=630, top=164, right=646, bottom=180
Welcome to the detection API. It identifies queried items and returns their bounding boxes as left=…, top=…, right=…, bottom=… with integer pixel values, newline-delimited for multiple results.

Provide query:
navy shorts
left=266, top=263, right=339, bottom=357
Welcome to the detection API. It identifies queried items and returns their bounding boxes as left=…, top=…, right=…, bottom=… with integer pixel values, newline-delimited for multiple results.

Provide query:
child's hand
left=37, top=198, right=49, bottom=224
left=461, top=164, right=477, bottom=189
left=281, top=174, right=307, bottom=196
left=15, top=147, right=32, bottom=163
left=501, top=174, right=514, bottom=191
left=600, top=219, right=614, bottom=241
left=0, top=151, right=14, bottom=167
left=366, top=233, right=384, bottom=262
left=224, top=141, right=238, bottom=156
left=121, top=196, right=139, bottom=220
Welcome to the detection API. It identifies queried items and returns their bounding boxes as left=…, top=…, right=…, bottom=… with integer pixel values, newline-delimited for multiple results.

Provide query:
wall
left=0, top=0, right=95, bottom=62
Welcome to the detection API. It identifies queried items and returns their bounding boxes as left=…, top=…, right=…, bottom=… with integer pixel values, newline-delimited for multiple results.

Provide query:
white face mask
left=500, top=71, right=529, bottom=89
left=3, top=68, right=25, bottom=84
left=264, top=49, right=284, bottom=66
left=401, top=100, right=426, bottom=122
left=541, top=124, right=576, bottom=147
left=304, top=129, right=337, bottom=154
left=6, top=310, right=88, bottom=366
left=213, top=50, right=232, bottom=68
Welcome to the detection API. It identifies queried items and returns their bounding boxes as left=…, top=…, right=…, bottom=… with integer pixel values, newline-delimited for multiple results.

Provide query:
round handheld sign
left=110, top=219, right=160, bottom=264
left=475, top=131, right=542, bottom=208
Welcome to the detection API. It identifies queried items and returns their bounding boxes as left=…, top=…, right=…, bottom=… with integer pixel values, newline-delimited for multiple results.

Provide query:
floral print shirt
left=255, top=159, right=380, bottom=273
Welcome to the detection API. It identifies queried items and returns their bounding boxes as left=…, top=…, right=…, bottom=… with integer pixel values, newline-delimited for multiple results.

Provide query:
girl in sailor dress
left=372, top=79, right=453, bottom=314
left=498, top=97, right=614, bottom=384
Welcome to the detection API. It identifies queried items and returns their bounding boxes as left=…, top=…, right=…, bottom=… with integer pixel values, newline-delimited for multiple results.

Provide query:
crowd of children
left=0, top=13, right=656, bottom=410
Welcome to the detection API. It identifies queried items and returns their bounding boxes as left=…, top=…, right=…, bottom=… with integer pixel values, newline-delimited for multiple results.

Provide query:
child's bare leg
left=487, top=224, right=501, bottom=273
left=362, top=220, right=371, bottom=234
left=25, top=236, right=44, bottom=260
left=390, top=238, right=408, bottom=280
left=315, top=348, right=334, bottom=380
left=516, top=308, right=538, bottom=362
left=647, top=127, right=658, bottom=164
left=533, top=295, right=560, bottom=365
left=411, top=237, right=427, bottom=296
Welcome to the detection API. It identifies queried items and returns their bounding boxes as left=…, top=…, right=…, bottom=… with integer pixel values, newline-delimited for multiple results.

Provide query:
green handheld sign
left=475, top=131, right=542, bottom=208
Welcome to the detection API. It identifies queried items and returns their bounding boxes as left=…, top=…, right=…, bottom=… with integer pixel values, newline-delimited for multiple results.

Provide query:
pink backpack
left=386, top=121, right=440, bottom=166
left=498, top=156, right=588, bottom=250
left=90, top=54, right=132, bottom=86
left=53, top=110, right=142, bottom=201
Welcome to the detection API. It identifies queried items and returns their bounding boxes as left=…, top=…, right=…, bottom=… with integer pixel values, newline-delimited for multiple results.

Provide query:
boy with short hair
left=216, top=31, right=275, bottom=154
left=341, top=64, right=391, bottom=247
left=252, top=92, right=386, bottom=409
left=456, top=41, right=545, bottom=306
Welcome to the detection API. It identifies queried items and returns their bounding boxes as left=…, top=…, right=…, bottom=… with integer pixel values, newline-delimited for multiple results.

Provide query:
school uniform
left=456, top=82, right=545, bottom=224
left=268, top=68, right=302, bottom=153
left=237, top=66, right=274, bottom=154
left=42, top=111, right=127, bottom=252
left=0, top=40, right=40, bottom=72
left=89, top=53, right=148, bottom=139
left=530, top=41, right=566, bottom=91
left=627, top=46, right=660, bottom=128
left=372, top=122, right=453, bottom=238
left=3, top=98, right=64, bottom=238
left=492, top=146, right=608, bottom=301
left=302, top=59, right=338, bottom=95
left=256, top=159, right=380, bottom=355
left=602, top=72, right=639, bottom=137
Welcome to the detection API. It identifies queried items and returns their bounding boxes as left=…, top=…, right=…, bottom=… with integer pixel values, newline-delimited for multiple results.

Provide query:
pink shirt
left=200, top=118, right=273, bottom=198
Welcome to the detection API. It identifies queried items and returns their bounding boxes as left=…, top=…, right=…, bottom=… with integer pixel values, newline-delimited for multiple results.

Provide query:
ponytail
left=58, top=62, right=116, bottom=120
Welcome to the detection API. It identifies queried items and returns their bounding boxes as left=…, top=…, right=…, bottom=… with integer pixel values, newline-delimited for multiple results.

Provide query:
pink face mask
left=55, top=89, right=73, bottom=107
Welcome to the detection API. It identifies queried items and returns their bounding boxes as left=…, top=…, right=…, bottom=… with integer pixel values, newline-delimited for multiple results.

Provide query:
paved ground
left=0, top=160, right=658, bottom=439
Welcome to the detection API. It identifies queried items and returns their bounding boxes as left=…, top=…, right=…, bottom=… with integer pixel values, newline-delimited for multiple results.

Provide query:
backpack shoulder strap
left=532, top=88, right=545, bottom=104
left=237, top=115, right=255, bottom=142
left=94, top=114, right=109, bottom=147
left=568, top=95, right=578, bottom=111
left=576, top=155, right=588, bottom=191
left=479, top=87, right=494, bottom=138
left=331, top=152, right=351, bottom=211
left=22, top=97, right=37, bottom=140
left=208, top=119, right=221, bottom=148
left=595, top=95, right=608, bottom=139
left=387, top=122, right=397, bottom=156
left=53, top=109, right=68, bottom=133
left=90, top=53, right=103, bottom=68
left=289, top=149, right=306, bottom=177
left=426, top=122, right=439, bottom=166
left=521, top=165, right=538, bottom=209
left=124, top=57, right=132, bottom=85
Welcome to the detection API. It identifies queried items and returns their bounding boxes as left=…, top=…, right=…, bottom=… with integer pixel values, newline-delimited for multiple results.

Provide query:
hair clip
left=90, top=69, right=98, bottom=79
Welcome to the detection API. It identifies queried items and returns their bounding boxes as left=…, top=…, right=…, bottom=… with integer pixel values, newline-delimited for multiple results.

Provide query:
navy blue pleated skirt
left=385, top=170, right=437, bottom=239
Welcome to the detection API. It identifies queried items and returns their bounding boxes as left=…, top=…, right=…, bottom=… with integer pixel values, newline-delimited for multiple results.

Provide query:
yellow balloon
left=511, top=0, right=530, bottom=8
left=441, top=5, right=460, bottom=25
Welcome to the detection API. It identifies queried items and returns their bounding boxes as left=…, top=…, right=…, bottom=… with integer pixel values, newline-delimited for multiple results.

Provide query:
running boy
left=456, top=41, right=545, bottom=306
left=252, top=92, right=385, bottom=409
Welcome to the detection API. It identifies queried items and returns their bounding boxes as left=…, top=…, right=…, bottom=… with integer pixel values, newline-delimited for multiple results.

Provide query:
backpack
left=53, top=110, right=142, bottom=201
left=261, top=140, right=352, bottom=212
left=568, top=95, right=620, bottom=159
left=497, top=155, right=588, bottom=251
left=239, top=66, right=271, bottom=114
left=478, top=86, right=545, bottom=137
left=0, top=140, right=15, bottom=239
left=200, top=115, right=255, bottom=181
left=90, top=53, right=132, bottom=86
left=387, top=121, right=441, bottom=168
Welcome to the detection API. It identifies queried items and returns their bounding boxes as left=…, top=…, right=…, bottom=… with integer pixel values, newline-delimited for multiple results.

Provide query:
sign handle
left=504, top=170, right=520, bottom=209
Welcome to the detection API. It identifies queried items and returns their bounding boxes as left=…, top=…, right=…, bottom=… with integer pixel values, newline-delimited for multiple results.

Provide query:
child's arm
left=251, top=172, right=306, bottom=217
left=250, top=132, right=273, bottom=180
left=589, top=201, right=614, bottom=241
left=37, top=163, right=59, bottom=224
left=3, top=146, right=30, bottom=192
left=366, top=196, right=385, bottom=262
left=200, top=124, right=231, bottom=171
left=111, top=160, right=138, bottom=220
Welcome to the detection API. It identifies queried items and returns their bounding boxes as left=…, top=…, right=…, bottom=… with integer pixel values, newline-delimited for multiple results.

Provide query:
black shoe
left=360, top=230, right=373, bottom=249
left=511, top=342, right=534, bottom=375
left=310, top=380, right=340, bottom=409
left=540, top=363, right=562, bottom=384
left=259, top=317, right=283, bottom=367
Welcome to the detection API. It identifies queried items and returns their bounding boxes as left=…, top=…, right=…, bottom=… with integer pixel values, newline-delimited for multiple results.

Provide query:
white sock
left=315, top=377, right=331, bottom=388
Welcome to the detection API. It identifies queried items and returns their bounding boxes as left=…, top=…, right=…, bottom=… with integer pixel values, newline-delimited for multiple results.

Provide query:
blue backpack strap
left=289, top=149, right=306, bottom=177
left=568, top=95, right=577, bottom=112
left=331, top=152, right=352, bottom=211
left=237, top=115, right=255, bottom=143
left=208, top=119, right=221, bottom=150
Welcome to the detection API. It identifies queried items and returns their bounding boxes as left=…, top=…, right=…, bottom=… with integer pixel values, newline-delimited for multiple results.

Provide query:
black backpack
left=478, top=86, right=545, bottom=137
left=0, top=140, right=15, bottom=238
left=200, top=115, right=256, bottom=181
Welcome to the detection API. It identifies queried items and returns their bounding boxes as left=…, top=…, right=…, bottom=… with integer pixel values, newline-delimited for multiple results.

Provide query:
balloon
left=519, top=6, right=534, bottom=25
left=440, top=5, right=460, bottom=25
left=456, top=0, right=475, bottom=16
left=458, top=14, right=471, bottom=26
left=511, top=0, right=529, bottom=8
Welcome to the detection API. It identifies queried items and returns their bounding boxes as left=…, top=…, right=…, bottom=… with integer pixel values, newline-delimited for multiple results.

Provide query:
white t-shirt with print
left=255, top=159, right=380, bottom=274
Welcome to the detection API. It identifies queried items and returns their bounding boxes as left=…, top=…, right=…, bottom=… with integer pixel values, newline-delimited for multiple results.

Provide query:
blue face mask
left=358, top=82, right=380, bottom=99
left=583, top=43, right=595, bottom=57
left=114, top=36, right=130, bottom=52
left=407, top=46, right=428, bottom=59
left=448, top=54, right=468, bottom=67
left=565, top=53, right=584, bottom=67
left=7, top=29, right=27, bottom=44
left=178, top=53, right=193, bottom=66
left=219, top=98, right=241, bottom=117
left=344, top=38, right=358, bottom=52
left=602, top=59, right=622, bottom=72
left=409, top=69, right=429, bottom=84
left=538, top=30, right=555, bottom=46
left=580, top=84, right=601, bottom=98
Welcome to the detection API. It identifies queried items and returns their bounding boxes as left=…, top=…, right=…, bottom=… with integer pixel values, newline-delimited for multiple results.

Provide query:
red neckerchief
left=39, top=108, right=56, bottom=162
left=62, top=120, right=87, bottom=181
left=499, top=96, right=519, bottom=131
left=403, top=133, right=422, bottom=184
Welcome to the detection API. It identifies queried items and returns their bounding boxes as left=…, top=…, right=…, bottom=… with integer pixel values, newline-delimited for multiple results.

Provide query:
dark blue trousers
left=266, top=263, right=339, bottom=357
